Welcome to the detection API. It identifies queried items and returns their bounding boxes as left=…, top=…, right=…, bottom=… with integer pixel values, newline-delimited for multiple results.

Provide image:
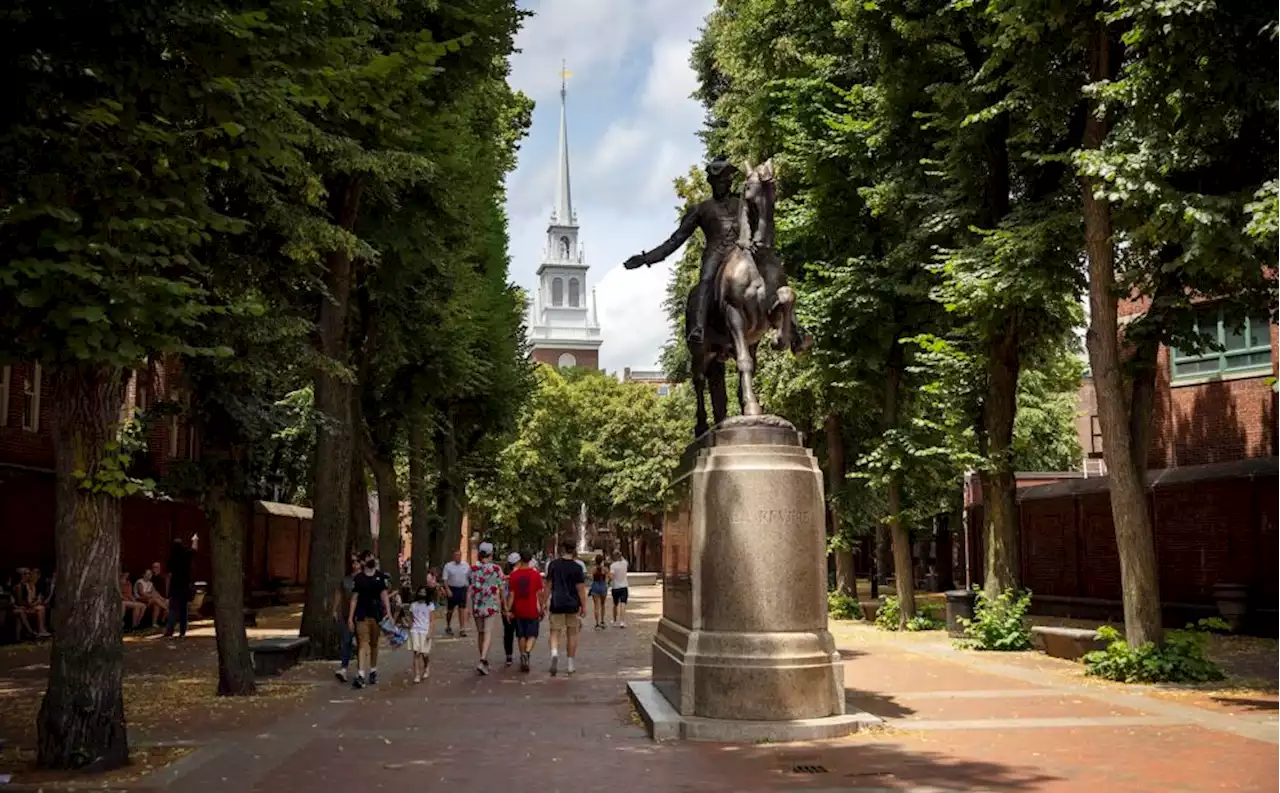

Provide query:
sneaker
left=549, top=656, right=558, bottom=677
left=335, top=668, right=348, bottom=683
left=505, top=655, right=513, bottom=667
left=444, top=627, right=454, bottom=637
left=459, top=631, right=468, bottom=638
left=369, top=670, right=378, bottom=685
left=520, top=653, right=530, bottom=673
left=618, top=622, right=627, bottom=628
left=567, top=659, right=576, bottom=676
left=477, top=660, right=490, bottom=676
left=413, top=674, right=422, bottom=684
left=353, top=676, right=365, bottom=690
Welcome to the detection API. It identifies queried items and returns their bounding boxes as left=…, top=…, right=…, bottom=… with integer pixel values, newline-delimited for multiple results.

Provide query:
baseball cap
left=478, top=541, right=494, bottom=557
left=507, top=551, right=521, bottom=565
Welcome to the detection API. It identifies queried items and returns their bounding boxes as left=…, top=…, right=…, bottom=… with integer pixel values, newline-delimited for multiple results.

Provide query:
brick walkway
left=74, top=588, right=1277, bottom=793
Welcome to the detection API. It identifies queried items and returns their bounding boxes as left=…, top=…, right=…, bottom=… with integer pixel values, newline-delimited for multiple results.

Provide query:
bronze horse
left=686, top=160, right=810, bottom=437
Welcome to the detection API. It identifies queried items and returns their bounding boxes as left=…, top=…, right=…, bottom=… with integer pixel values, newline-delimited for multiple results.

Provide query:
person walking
left=408, top=585, right=435, bottom=683
left=609, top=551, right=630, bottom=628
left=506, top=550, right=544, bottom=673
left=468, top=542, right=504, bottom=675
left=501, top=552, right=520, bottom=667
left=589, top=555, right=608, bottom=630
left=441, top=551, right=470, bottom=637
left=347, top=554, right=391, bottom=689
left=164, top=534, right=197, bottom=638
left=543, top=541, right=586, bottom=677
left=334, top=554, right=360, bottom=682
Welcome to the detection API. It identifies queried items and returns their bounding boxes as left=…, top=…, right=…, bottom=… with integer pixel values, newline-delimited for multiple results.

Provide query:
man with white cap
left=468, top=541, right=505, bottom=675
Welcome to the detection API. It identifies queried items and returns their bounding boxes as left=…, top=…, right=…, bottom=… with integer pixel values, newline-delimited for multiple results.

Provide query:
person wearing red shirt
left=505, top=550, right=544, bottom=673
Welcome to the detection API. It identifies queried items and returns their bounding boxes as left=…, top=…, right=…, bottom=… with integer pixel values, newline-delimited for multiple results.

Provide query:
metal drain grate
left=791, top=764, right=829, bottom=774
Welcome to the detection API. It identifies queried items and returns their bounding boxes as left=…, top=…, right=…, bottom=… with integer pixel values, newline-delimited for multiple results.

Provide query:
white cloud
left=505, top=0, right=713, bottom=374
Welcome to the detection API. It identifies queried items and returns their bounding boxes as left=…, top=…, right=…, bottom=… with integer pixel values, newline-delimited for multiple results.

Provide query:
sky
left=504, top=0, right=715, bottom=375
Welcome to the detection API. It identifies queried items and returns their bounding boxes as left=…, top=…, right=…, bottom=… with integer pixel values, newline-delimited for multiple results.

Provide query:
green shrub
left=1083, top=619, right=1228, bottom=683
left=827, top=589, right=860, bottom=620
left=957, top=588, right=1033, bottom=651
left=874, top=595, right=901, bottom=630
left=875, top=596, right=943, bottom=631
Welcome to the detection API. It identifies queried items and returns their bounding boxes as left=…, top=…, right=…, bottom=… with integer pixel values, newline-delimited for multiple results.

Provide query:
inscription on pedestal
left=728, top=508, right=812, bottom=526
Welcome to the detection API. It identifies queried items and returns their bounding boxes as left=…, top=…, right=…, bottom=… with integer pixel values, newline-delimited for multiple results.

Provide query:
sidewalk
left=22, top=588, right=1275, bottom=792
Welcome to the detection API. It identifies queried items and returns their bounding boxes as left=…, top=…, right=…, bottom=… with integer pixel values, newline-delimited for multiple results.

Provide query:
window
left=568, top=278, right=580, bottom=307
left=1089, top=415, right=1103, bottom=458
left=552, top=277, right=564, bottom=306
left=0, top=365, right=9, bottom=427
left=1171, top=307, right=1272, bottom=380
left=559, top=236, right=571, bottom=260
left=657, top=385, right=670, bottom=397
left=169, top=416, right=180, bottom=457
left=557, top=352, right=577, bottom=369
left=22, top=364, right=41, bottom=433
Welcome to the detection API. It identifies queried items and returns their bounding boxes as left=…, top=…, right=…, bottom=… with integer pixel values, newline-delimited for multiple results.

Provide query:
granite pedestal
left=631, top=415, right=877, bottom=741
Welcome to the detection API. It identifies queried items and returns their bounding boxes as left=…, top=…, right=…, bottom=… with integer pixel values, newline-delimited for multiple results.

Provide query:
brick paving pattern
left=60, top=587, right=1277, bottom=792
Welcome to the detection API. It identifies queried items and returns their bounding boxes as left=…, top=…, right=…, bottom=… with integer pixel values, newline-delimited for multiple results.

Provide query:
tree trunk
left=370, top=453, right=401, bottom=590
left=433, top=415, right=462, bottom=566
left=206, top=487, right=255, bottom=696
left=1081, top=21, right=1163, bottom=648
left=825, top=413, right=855, bottom=596
left=408, top=418, right=431, bottom=588
left=348, top=434, right=373, bottom=557
left=37, top=363, right=128, bottom=771
left=300, top=176, right=363, bottom=659
left=982, top=320, right=1021, bottom=596
left=883, top=343, right=915, bottom=625
left=348, top=396, right=373, bottom=557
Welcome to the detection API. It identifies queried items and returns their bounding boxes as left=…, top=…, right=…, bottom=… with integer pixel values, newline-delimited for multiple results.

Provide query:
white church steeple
left=528, top=61, right=602, bottom=370
left=552, top=60, right=575, bottom=227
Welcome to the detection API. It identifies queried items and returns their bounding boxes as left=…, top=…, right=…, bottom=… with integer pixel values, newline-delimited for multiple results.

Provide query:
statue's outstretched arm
left=624, top=207, right=700, bottom=269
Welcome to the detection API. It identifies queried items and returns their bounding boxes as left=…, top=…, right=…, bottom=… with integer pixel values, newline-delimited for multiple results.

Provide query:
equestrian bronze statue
left=624, top=157, right=811, bottom=436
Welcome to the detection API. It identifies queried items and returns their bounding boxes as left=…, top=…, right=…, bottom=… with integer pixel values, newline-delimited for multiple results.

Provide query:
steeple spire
left=554, top=60, right=574, bottom=226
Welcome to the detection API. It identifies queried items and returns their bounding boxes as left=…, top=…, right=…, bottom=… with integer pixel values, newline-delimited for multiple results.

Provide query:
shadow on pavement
left=721, top=738, right=1061, bottom=791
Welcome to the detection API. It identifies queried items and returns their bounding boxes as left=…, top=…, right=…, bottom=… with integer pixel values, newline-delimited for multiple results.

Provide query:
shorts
left=611, top=587, right=629, bottom=604
left=448, top=586, right=468, bottom=608
left=549, top=612, right=581, bottom=633
left=589, top=581, right=607, bottom=597
left=514, top=618, right=540, bottom=639
left=409, top=632, right=432, bottom=654
left=474, top=613, right=494, bottom=632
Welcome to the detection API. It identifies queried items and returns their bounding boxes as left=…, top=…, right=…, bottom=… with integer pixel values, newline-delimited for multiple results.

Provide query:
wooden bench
left=1031, top=626, right=1108, bottom=661
left=248, top=636, right=309, bottom=676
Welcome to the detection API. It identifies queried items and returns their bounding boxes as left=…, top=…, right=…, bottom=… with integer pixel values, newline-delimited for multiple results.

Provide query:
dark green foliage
left=827, top=589, right=861, bottom=621
left=957, top=589, right=1034, bottom=651
left=1084, top=620, right=1229, bottom=683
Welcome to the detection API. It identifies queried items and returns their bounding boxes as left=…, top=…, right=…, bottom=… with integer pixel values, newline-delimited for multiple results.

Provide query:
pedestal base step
left=627, top=681, right=882, bottom=743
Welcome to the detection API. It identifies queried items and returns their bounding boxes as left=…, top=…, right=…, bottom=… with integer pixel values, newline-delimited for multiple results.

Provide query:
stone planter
left=944, top=589, right=978, bottom=637
left=859, top=601, right=880, bottom=622
left=1212, top=583, right=1249, bottom=631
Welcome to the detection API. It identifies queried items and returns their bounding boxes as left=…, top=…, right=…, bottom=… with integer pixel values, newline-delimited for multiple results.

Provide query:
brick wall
left=965, top=459, right=1279, bottom=625
left=1080, top=297, right=1278, bottom=471
left=530, top=347, right=599, bottom=370
left=1147, top=342, right=1278, bottom=469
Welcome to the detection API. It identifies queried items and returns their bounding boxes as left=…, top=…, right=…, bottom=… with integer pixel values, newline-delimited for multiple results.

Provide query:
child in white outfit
left=409, top=586, right=435, bottom=683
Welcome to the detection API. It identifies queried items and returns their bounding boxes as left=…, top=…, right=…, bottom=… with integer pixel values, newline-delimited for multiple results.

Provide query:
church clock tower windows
left=527, top=62, right=602, bottom=370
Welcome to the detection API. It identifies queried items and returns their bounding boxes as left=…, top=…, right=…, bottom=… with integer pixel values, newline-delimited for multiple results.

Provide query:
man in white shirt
left=608, top=552, right=630, bottom=628
left=441, top=551, right=471, bottom=638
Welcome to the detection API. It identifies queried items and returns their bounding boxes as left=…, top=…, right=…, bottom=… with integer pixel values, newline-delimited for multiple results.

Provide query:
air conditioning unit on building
left=1084, top=457, right=1107, bottom=477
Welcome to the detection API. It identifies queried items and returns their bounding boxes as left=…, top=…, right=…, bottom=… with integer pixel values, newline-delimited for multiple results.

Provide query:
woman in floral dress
left=468, top=542, right=505, bottom=675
